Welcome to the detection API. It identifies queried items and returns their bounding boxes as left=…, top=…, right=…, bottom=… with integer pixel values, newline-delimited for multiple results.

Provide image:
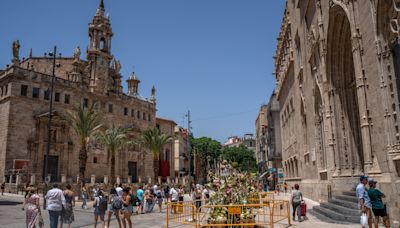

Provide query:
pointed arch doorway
left=327, top=5, right=364, bottom=176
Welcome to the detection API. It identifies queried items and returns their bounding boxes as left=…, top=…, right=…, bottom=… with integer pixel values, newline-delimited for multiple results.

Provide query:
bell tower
left=87, top=0, right=113, bottom=93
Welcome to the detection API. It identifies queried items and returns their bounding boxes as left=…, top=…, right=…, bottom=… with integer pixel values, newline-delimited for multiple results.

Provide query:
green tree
left=66, top=105, right=102, bottom=182
left=220, top=145, right=257, bottom=172
left=96, top=125, right=127, bottom=184
left=138, top=128, right=173, bottom=180
left=191, top=136, right=222, bottom=179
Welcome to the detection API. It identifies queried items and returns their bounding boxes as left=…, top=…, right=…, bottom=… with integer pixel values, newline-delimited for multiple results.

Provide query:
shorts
left=122, top=205, right=133, bottom=213
left=372, top=207, right=387, bottom=217
left=94, top=207, right=105, bottom=217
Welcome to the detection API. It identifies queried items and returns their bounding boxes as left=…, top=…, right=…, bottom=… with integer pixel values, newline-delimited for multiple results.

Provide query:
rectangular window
left=55, top=92, right=60, bottom=102
left=131, top=110, right=135, bottom=117
left=64, top=94, right=70, bottom=104
left=21, top=85, right=28, bottom=96
left=143, top=112, right=146, bottom=120
left=44, top=89, right=50, bottom=100
left=148, top=114, right=151, bottom=122
left=32, top=87, right=40, bottom=98
left=124, top=107, right=128, bottom=116
left=83, top=98, right=89, bottom=108
left=137, top=111, right=140, bottom=119
left=108, top=104, right=113, bottom=113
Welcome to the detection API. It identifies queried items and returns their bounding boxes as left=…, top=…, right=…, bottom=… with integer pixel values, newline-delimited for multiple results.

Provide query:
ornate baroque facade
left=275, top=0, right=400, bottom=222
left=0, top=1, right=160, bottom=184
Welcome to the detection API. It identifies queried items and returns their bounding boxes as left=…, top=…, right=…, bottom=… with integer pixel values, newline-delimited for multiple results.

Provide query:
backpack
left=98, top=196, right=108, bottom=212
left=156, top=191, right=162, bottom=199
left=111, top=195, right=122, bottom=210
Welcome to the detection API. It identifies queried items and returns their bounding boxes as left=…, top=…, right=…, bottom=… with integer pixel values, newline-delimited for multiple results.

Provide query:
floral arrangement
left=205, top=160, right=259, bottom=225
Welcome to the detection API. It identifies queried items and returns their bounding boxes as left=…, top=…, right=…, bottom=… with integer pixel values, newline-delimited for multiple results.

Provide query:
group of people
left=23, top=183, right=75, bottom=228
left=357, top=175, right=390, bottom=228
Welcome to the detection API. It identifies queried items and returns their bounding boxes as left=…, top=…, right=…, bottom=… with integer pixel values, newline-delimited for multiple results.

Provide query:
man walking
left=45, top=183, right=65, bottom=228
left=356, top=176, right=373, bottom=228
left=368, top=179, right=390, bottom=228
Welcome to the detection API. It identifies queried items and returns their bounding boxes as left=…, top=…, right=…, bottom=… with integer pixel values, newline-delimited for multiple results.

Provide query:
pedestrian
left=1, top=182, right=5, bottom=195
left=154, top=184, right=163, bottom=213
left=193, top=184, right=202, bottom=209
left=163, top=184, right=170, bottom=203
left=116, top=183, right=123, bottom=197
left=92, top=184, right=99, bottom=199
left=136, top=186, right=144, bottom=214
left=81, top=184, right=88, bottom=209
left=120, top=188, right=133, bottom=228
left=356, top=175, right=373, bottom=228
left=291, top=184, right=303, bottom=222
left=93, top=190, right=107, bottom=228
left=367, top=179, right=390, bottom=228
left=106, top=188, right=122, bottom=228
left=144, top=186, right=154, bottom=213
left=202, top=185, right=210, bottom=204
left=45, top=183, right=66, bottom=228
left=60, top=184, right=75, bottom=228
left=169, top=185, right=179, bottom=214
left=23, top=187, right=44, bottom=228
left=284, top=182, right=288, bottom=194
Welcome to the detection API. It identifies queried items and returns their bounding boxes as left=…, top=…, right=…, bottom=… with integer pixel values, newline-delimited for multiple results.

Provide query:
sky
left=0, top=0, right=285, bottom=143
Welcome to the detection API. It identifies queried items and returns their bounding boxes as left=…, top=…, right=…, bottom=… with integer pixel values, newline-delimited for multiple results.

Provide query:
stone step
left=308, top=209, right=340, bottom=224
left=329, top=198, right=358, bottom=210
left=341, top=191, right=356, bottom=197
left=320, top=202, right=360, bottom=216
left=334, top=194, right=359, bottom=203
left=312, top=205, right=359, bottom=223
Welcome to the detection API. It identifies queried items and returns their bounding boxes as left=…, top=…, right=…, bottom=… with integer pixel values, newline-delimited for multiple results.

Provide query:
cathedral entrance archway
left=327, top=6, right=364, bottom=176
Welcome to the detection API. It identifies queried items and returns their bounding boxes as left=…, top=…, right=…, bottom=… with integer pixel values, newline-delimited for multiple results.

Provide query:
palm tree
left=66, top=105, right=102, bottom=183
left=96, top=125, right=127, bottom=184
left=138, top=128, right=173, bottom=181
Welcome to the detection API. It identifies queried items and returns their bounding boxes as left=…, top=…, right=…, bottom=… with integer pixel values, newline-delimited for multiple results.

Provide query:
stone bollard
left=104, top=175, right=108, bottom=185
left=175, top=177, right=179, bottom=184
left=15, top=175, right=21, bottom=186
left=127, top=176, right=132, bottom=184
left=76, top=175, right=80, bottom=184
left=182, top=177, right=186, bottom=186
left=167, top=177, right=171, bottom=184
left=90, top=175, right=95, bottom=185
left=30, top=175, right=36, bottom=185
left=148, top=177, right=151, bottom=184
left=61, top=174, right=66, bottom=184
left=138, top=176, right=142, bottom=184
left=158, top=176, right=161, bottom=184
left=116, top=176, right=121, bottom=185
left=47, top=175, right=51, bottom=183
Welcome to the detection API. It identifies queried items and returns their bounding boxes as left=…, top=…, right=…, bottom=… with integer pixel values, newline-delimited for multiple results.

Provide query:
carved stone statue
left=111, top=58, right=122, bottom=73
left=12, top=40, right=20, bottom=61
left=74, top=45, right=81, bottom=61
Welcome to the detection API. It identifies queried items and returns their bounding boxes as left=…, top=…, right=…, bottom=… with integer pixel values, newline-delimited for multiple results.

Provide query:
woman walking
left=154, top=185, right=163, bottom=213
left=106, top=188, right=122, bottom=228
left=291, top=184, right=303, bottom=222
left=120, top=188, right=133, bottom=228
left=61, top=184, right=75, bottom=228
left=144, top=186, right=154, bottom=213
left=93, top=190, right=107, bottom=228
left=81, top=184, right=88, bottom=209
left=24, top=187, right=43, bottom=228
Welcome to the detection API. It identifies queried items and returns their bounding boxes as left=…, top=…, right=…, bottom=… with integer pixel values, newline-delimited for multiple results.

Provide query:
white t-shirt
left=116, top=187, right=123, bottom=197
left=169, top=188, right=179, bottom=201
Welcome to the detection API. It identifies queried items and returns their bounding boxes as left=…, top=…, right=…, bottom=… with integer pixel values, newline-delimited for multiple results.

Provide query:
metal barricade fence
left=166, top=199, right=290, bottom=228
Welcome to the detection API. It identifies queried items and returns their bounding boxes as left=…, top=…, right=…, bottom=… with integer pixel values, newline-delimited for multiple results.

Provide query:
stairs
left=309, top=191, right=360, bottom=224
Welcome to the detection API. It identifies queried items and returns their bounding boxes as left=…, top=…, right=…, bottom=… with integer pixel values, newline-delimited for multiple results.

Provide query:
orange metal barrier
left=166, top=199, right=291, bottom=228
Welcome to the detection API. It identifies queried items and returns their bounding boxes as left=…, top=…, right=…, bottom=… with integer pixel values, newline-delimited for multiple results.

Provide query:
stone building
left=174, top=126, right=190, bottom=178
left=223, top=134, right=256, bottom=151
left=155, top=117, right=177, bottom=182
left=0, top=0, right=158, bottom=185
left=255, top=104, right=268, bottom=170
left=274, top=0, right=400, bottom=223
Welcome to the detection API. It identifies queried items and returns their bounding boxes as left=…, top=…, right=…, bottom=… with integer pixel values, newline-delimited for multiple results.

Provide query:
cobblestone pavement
left=0, top=192, right=364, bottom=228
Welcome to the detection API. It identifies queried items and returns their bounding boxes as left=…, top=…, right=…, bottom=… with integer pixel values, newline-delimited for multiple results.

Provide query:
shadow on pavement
left=0, top=200, right=22, bottom=206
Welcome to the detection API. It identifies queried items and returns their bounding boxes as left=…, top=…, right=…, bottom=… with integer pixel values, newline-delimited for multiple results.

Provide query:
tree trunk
left=154, top=154, right=159, bottom=182
left=78, top=144, right=88, bottom=184
left=110, top=150, right=116, bottom=185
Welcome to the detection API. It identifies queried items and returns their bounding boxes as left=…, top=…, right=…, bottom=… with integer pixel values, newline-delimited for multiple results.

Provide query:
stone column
left=104, top=175, right=109, bottom=185
left=61, top=174, right=66, bottom=184
left=90, top=175, right=95, bottom=185
left=30, top=175, right=36, bottom=185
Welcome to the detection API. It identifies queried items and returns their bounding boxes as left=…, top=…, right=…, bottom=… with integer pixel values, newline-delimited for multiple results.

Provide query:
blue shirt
left=356, top=183, right=372, bottom=209
left=137, top=189, right=144, bottom=201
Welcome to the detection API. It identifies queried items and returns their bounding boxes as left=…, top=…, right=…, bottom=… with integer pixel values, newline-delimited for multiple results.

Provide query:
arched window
left=99, top=38, right=106, bottom=50
left=93, top=157, right=98, bottom=164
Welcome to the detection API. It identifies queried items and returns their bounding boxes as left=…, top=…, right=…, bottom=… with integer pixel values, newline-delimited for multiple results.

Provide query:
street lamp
left=43, top=46, right=59, bottom=209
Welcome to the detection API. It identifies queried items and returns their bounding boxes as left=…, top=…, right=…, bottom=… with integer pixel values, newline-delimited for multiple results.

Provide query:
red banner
left=159, top=160, right=170, bottom=177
